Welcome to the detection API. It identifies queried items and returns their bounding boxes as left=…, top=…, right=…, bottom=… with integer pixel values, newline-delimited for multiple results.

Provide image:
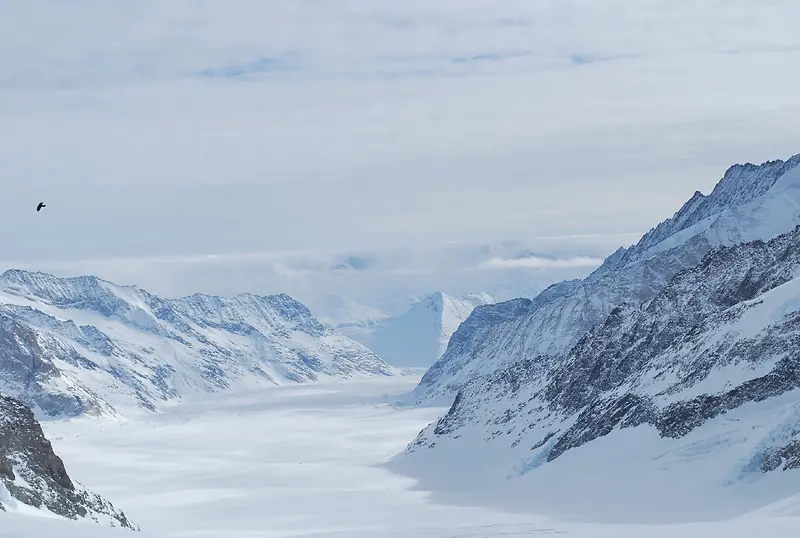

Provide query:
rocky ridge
left=0, top=269, right=396, bottom=418
left=400, top=155, right=800, bottom=503
left=411, top=154, right=800, bottom=403
left=0, top=394, right=136, bottom=528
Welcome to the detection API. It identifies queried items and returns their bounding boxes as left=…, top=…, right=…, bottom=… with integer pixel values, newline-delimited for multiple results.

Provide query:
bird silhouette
left=36, top=202, right=46, bottom=212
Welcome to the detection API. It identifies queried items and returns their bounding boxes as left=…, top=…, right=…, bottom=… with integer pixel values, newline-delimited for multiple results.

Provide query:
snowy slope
left=411, top=153, right=800, bottom=403
left=0, top=270, right=396, bottom=419
left=395, top=226, right=800, bottom=521
left=340, top=292, right=494, bottom=367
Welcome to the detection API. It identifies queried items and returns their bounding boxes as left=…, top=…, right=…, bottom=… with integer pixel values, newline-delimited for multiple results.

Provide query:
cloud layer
left=479, top=256, right=604, bottom=270
left=1, top=1, right=799, bottom=271
left=3, top=234, right=632, bottom=323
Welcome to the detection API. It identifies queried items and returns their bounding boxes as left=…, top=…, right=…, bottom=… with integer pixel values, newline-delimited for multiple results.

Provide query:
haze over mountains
left=3, top=150, right=800, bottom=535
left=11, top=238, right=615, bottom=330
left=4, top=0, right=800, bottom=535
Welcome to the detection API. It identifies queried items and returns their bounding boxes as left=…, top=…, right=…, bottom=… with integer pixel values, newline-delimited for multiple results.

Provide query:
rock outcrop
left=0, top=394, right=136, bottom=529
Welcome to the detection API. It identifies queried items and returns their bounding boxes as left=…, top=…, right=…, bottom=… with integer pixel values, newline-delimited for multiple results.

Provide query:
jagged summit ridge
left=0, top=269, right=396, bottom=419
left=1, top=269, right=323, bottom=332
left=590, top=153, right=800, bottom=278
left=411, top=154, right=800, bottom=402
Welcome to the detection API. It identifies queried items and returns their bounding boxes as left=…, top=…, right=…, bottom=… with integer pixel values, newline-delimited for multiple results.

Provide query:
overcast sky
left=2, top=0, right=800, bottom=272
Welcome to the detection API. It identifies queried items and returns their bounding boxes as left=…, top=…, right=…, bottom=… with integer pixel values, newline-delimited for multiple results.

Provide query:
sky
left=1, top=1, right=800, bottom=298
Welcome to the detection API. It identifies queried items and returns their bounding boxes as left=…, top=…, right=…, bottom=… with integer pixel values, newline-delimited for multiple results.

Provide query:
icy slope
left=0, top=270, right=395, bottom=418
left=0, top=394, right=135, bottom=528
left=397, top=227, right=800, bottom=521
left=412, top=153, right=800, bottom=402
left=341, top=292, right=495, bottom=367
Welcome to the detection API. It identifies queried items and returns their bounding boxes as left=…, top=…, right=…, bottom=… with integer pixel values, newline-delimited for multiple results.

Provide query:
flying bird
left=36, top=202, right=46, bottom=212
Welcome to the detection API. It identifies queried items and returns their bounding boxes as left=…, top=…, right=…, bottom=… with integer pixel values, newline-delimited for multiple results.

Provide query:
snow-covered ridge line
left=410, top=153, right=800, bottom=403
left=1, top=268, right=318, bottom=322
left=0, top=269, right=396, bottom=419
left=590, top=153, right=800, bottom=279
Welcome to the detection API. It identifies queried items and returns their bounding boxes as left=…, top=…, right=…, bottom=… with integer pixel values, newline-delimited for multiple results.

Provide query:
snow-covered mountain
left=389, top=152, right=800, bottom=520
left=340, top=292, right=495, bottom=368
left=0, top=270, right=396, bottom=419
left=395, top=225, right=800, bottom=520
left=0, top=394, right=135, bottom=528
left=410, top=153, right=800, bottom=403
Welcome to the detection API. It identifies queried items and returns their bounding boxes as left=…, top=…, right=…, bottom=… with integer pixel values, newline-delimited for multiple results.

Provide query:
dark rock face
left=433, top=391, right=465, bottom=437
left=547, top=227, right=800, bottom=411
left=657, top=355, right=800, bottom=439
left=410, top=224, right=800, bottom=480
left=761, top=441, right=800, bottom=472
left=0, top=394, right=137, bottom=529
left=540, top=228, right=800, bottom=439
left=547, top=394, right=658, bottom=462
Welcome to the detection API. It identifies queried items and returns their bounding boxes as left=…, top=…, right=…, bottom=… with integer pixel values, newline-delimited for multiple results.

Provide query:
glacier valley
left=3, top=155, right=800, bottom=537
left=3, top=375, right=800, bottom=538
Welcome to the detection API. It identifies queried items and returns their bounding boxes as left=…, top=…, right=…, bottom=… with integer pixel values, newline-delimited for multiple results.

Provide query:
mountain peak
left=413, top=151, right=800, bottom=403
left=592, top=153, right=800, bottom=274
left=415, top=292, right=446, bottom=313
left=340, top=291, right=495, bottom=368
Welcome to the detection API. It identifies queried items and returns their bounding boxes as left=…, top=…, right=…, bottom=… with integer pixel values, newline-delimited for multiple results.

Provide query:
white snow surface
left=1, top=375, right=798, bottom=538
left=340, top=292, right=495, bottom=367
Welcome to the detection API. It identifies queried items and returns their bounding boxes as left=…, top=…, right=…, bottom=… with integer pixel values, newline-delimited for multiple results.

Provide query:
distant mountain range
left=22, top=237, right=619, bottom=331
left=0, top=269, right=396, bottom=419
